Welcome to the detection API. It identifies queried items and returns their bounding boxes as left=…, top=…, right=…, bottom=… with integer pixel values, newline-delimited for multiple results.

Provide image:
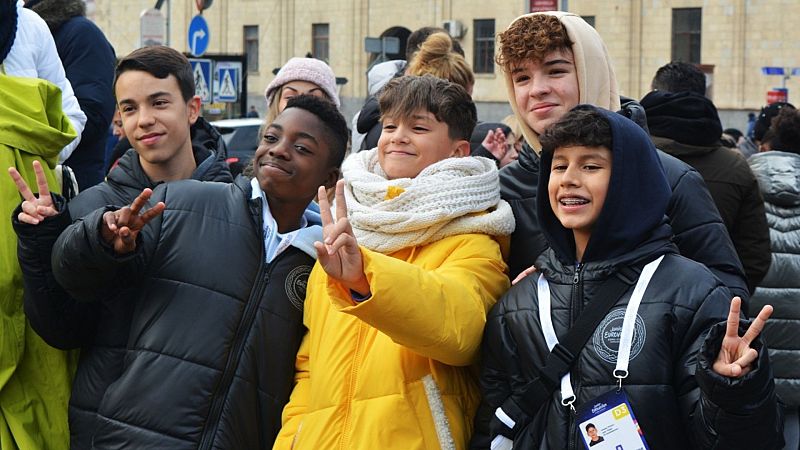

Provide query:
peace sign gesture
left=314, top=179, right=370, bottom=296
left=100, top=188, right=165, bottom=255
left=713, top=297, right=773, bottom=378
left=7, top=160, right=59, bottom=225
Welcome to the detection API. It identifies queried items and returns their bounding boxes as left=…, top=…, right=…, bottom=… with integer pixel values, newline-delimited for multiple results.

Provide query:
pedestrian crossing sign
left=189, top=58, right=212, bottom=103
left=216, top=67, right=239, bottom=102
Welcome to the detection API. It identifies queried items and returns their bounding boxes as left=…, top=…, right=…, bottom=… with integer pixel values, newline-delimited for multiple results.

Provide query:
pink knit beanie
left=264, top=57, right=340, bottom=108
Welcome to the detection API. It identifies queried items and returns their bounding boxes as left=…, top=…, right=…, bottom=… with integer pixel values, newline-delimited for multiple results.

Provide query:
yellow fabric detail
left=385, top=185, right=405, bottom=200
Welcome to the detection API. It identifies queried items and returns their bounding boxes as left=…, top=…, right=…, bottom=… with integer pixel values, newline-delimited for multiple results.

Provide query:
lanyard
left=537, top=255, right=664, bottom=410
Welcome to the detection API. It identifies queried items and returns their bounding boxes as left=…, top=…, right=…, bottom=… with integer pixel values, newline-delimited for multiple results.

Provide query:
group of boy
left=5, top=11, right=784, bottom=450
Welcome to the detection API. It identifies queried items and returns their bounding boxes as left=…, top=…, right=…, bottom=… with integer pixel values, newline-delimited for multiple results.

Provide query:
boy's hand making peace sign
left=100, top=188, right=165, bottom=255
left=314, top=179, right=370, bottom=297
left=713, top=297, right=773, bottom=378
left=8, top=160, right=59, bottom=225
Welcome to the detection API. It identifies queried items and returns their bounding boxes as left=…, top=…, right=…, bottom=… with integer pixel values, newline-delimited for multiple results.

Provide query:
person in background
left=739, top=102, right=796, bottom=158
left=26, top=0, right=116, bottom=191
left=247, top=105, right=259, bottom=117
left=723, top=128, right=745, bottom=149
left=748, top=106, right=800, bottom=450
left=274, top=75, right=514, bottom=450
left=492, top=11, right=749, bottom=302
left=470, top=122, right=519, bottom=167
left=642, top=61, right=771, bottom=295
left=264, top=57, right=340, bottom=125
left=1, top=0, right=86, bottom=164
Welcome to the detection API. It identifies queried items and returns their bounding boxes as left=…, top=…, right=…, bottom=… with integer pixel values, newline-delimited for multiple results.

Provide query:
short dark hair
left=283, top=95, right=348, bottom=168
left=651, top=62, right=706, bottom=95
left=772, top=106, right=800, bottom=154
left=540, top=105, right=613, bottom=154
left=114, top=46, right=195, bottom=102
left=379, top=75, right=477, bottom=141
left=586, top=423, right=597, bottom=432
left=406, top=26, right=465, bottom=61
left=754, top=101, right=796, bottom=142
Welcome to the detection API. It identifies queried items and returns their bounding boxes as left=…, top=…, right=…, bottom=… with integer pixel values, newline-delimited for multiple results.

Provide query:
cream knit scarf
left=341, top=149, right=516, bottom=254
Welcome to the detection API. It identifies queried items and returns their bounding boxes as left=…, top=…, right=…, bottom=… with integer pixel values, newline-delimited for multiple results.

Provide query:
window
left=581, top=16, right=596, bottom=28
left=672, top=8, right=701, bottom=63
left=312, top=23, right=329, bottom=63
left=473, top=19, right=495, bottom=74
left=244, top=25, right=259, bottom=72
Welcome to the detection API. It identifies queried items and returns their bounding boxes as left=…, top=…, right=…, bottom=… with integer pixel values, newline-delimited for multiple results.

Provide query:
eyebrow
left=118, top=91, right=173, bottom=105
left=543, top=58, right=573, bottom=67
left=267, top=123, right=319, bottom=144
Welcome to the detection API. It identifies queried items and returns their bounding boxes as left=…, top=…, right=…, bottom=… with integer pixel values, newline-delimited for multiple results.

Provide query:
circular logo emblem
left=285, top=265, right=312, bottom=311
left=592, top=307, right=646, bottom=365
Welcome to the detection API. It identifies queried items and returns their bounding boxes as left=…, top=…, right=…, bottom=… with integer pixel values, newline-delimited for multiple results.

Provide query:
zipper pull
left=573, top=263, right=583, bottom=285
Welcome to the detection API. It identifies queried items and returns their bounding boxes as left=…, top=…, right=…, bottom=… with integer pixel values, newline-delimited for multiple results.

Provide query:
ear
left=323, top=167, right=341, bottom=190
left=451, top=139, right=471, bottom=158
left=187, top=95, right=202, bottom=125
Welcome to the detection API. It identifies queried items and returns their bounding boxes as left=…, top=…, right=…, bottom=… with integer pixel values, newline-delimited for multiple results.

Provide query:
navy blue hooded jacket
left=472, top=106, right=782, bottom=450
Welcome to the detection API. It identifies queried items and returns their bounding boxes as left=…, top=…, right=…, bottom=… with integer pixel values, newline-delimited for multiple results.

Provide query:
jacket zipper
left=198, top=206, right=277, bottom=449
left=338, top=320, right=366, bottom=450
left=567, top=262, right=584, bottom=450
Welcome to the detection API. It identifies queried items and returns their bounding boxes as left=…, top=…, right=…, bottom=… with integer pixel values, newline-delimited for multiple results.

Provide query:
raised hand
left=8, top=160, right=58, bottom=225
left=100, top=188, right=165, bottom=255
left=713, top=297, right=773, bottom=378
left=313, top=179, right=370, bottom=296
left=482, top=128, right=509, bottom=161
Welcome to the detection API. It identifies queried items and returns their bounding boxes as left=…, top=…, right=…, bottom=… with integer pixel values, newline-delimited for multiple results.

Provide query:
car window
left=227, top=125, right=261, bottom=158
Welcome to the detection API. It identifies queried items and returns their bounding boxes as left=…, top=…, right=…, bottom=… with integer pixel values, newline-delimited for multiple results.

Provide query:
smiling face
left=512, top=48, right=580, bottom=136
left=116, top=70, right=200, bottom=181
left=548, top=145, right=612, bottom=260
left=377, top=109, right=469, bottom=179
left=253, top=107, right=339, bottom=205
left=277, top=81, right=329, bottom=112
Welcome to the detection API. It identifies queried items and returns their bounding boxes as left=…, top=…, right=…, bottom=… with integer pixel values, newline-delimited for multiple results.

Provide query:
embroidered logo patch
left=285, top=265, right=312, bottom=311
left=592, top=307, right=646, bottom=365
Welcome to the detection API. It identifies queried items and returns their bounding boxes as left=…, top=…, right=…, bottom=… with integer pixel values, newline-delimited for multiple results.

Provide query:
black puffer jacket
left=14, top=135, right=231, bottom=448
left=499, top=102, right=749, bottom=300
left=749, top=151, right=800, bottom=407
left=474, top=107, right=781, bottom=450
left=51, top=176, right=313, bottom=449
left=643, top=90, right=772, bottom=294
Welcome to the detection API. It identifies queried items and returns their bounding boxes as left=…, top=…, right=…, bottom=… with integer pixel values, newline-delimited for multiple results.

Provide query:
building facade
left=90, top=0, right=800, bottom=128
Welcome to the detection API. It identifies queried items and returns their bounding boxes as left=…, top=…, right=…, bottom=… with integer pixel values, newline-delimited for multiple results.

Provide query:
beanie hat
left=754, top=101, right=795, bottom=141
left=264, top=57, right=340, bottom=108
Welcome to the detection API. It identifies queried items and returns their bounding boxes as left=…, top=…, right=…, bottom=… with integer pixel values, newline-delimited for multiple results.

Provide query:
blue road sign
left=188, top=15, right=209, bottom=57
left=217, top=66, right=239, bottom=102
left=762, top=66, right=785, bottom=76
left=189, top=58, right=212, bottom=102
left=793, top=68, right=800, bottom=76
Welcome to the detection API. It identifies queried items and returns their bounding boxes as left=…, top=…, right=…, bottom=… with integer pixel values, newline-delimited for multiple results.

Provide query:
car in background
left=210, top=118, right=263, bottom=177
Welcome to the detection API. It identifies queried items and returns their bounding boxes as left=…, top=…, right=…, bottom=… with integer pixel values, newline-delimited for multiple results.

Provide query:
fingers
left=318, top=185, right=333, bottom=227
left=731, top=348, right=759, bottom=373
left=724, top=297, right=742, bottom=339
left=129, top=188, right=153, bottom=216
left=512, top=265, right=537, bottom=285
left=323, top=217, right=354, bottom=249
left=8, top=167, right=36, bottom=202
left=334, top=179, right=347, bottom=221
left=742, top=304, right=773, bottom=346
left=325, top=228, right=358, bottom=256
left=137, top=202, right=166, bottom=227
left=32, top=160, right=51, bottom=201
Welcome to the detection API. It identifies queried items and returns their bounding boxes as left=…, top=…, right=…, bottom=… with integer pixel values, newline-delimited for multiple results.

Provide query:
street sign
left=767, top=88, right=788, bottom=104
left=140, top=8, right=166, bottom=47
left=188, top=15, right=210, bottom=57
left=793, top=68, right=800, bottom=76
left=761, top=66, right=785, bottom=76
left=215, top=63, right=240, bottom=102
left=364, top=37, right=399, bottom=55
left=189, top=58, right=212, bottom=102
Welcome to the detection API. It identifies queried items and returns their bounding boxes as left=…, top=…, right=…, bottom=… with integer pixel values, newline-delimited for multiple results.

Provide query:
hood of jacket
left=26, top=0, right=84, bottom=32
left=641, top=90, right=724, bottom=148
left=367, top=59, right=405, bottom=95
left=749, top=151, right=800, bottom=207
left=536, top=105, right=673, bottom=265
left=503, top=11, right=620, bottom=153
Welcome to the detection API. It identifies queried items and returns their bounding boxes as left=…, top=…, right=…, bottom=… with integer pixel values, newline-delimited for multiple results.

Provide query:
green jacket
left=0, top=72, right=77, bottom=450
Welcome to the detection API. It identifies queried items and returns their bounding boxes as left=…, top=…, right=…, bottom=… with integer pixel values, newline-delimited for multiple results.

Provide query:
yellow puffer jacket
left=275, top=233, right=509, bottom=450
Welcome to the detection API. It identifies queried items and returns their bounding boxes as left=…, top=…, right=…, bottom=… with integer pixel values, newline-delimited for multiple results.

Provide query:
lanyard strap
left=537, top=255, right=664, bottom=408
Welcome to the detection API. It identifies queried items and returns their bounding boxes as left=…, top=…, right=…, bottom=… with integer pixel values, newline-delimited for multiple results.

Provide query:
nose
left=390, top=124, right=410, bottom=144
left=137, top=106, right=156, bottom=128
left=560, top=164, right=580, bottom=186
left=267, top=138, right=291, bottom=160
left=529, top=75, right=551, bottom=98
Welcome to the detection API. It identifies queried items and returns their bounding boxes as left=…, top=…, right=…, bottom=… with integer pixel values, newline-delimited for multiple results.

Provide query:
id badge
left=575, top=389, right=649, bottom=450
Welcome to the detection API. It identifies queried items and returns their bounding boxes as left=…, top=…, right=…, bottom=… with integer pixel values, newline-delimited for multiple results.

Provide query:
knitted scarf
left=342, top=149, right=515, bottom=253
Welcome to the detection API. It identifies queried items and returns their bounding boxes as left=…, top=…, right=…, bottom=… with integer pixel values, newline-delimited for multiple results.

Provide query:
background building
left=91, top=0, right=800, bottom=130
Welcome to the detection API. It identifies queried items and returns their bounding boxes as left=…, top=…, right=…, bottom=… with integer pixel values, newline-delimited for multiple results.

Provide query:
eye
left=513, top=74, right=530, bottom=84
left=294, top=145, right=311, bottom=154
left=120, top=105, right=135, bottom=114
left=263, top=134, right=278, bottom=143
left=413, top=125, right=429, bottom=132
left=153, top=99, right=170, bottom=108
left=552, top=164, right=567, bottom=172
left=382, top=124, right=397, bottom=131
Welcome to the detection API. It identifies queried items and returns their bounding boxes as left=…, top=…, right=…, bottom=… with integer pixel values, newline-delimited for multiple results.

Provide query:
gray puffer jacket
left=748, top=150, right=800, bottom=407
